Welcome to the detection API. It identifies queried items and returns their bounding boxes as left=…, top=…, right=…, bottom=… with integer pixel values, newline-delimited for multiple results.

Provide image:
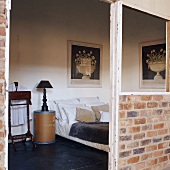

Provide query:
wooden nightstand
left=34, top=110, right=56, bottom=144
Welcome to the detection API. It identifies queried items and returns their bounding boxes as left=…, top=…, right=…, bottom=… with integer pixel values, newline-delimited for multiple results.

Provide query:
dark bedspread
left=69, top=122, right=109, bottom=145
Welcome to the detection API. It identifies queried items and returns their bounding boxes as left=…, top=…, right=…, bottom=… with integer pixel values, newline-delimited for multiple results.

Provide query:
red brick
left=164, top=110, right=170, bottom=114
left=129, top=126, right=140, bottom=133
left=134, top=102, right=146, bottom=109
left=119, top=103, right=123, bottom=110
left=140, top=110, right=152, bottom=117
left=127, top=141, right=139, bottom=149
left=119, top=150, right=131, bottom=158
left=0, top=3, right=5, bottom=14
left=163, top=95, right=170, bottom=101
left=147, top=117, right=160, bottom=123
left=0, top=143, right=3, bottom=151
left=160, top=102, right=168, bottom=107
left=127, top=111, right=138, bottom=117
left=159, top=116, right=168, bottom=121
left=0, top=38, right=5, bottom=47
left=134, top=133, right=145, bottom=140
left=119, top=144, right=125, bottom=150
left=147, top=131, right=157, bottom=137
left=120, top=135, right=132, bottom=141
left=122, top=103, right=133, bottom=110
left=0, top=71, right=4, bottom=79
left=0, top=60, right=5, bottom=68
left=0, top=16, right=5, bottom=24
left=152, top=164, right=162, bottom=170
left=147, top=102, right=158, bottom=108
left=154, top=150, right=163, bottom=157
left=0, top=120, right=3, bottom=129
left=120, top=119, right=133, bottom=126
left=154, top=123, right=164, bottom=129
left=158, top=129, right=168, bottom=135
left=0, top=49, right=4, bottom=58
left=157, top=156, right=168, bottom=163
left=133, top=162, right=145, bottom=170
left=127, top=156, right=139, bottom=164
left=0, top=132, right=4, bottom=137
left=141, top=153, right=152, bottom=161
left=119, top=111, right=126, bottom=118
left=127, top=95, right=141, bottom=102
left=119, top=95, right=127, bottom=102
left=142, top=124, right=152, bottom=131
left=152, top=109, right=163, bottom=115
left=153, top=95, right=163, bottom=101
left=141, top=139, right=151, bottom=146
left=158, top=142, right=168, bottom=149
left=0, top=26, right=5, bottom=36
left=134, top=118, right=146, bottom=125
left=141, top=95, right=152, bottom=101
left=146, top=145, right=157, bottom=152
left=120, top=128, right=126, bottom=134
left=0, top=96, right=4, bottom=106
left=146, top=159, right=157, bottom=166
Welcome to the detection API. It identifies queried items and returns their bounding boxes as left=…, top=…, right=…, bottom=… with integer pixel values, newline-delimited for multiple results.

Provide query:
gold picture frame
left=139, top=40, right=166, bottom=89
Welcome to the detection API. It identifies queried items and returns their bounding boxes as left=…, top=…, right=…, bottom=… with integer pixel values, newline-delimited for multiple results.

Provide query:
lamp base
left=41, top=105, right=49, bottom=111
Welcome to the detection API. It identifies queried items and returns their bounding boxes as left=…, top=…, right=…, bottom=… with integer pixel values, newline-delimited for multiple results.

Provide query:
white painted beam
left=109, top=1, right=122, bottom=170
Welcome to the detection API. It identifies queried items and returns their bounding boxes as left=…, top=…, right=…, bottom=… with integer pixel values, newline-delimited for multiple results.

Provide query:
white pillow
left=67, top=98, right=80, bottom=104
left=85, top=102, right=105, bottom=107
left=58, top=104, right=84, bottom=123
left=62, top=106, right=77, bottom=125
left=77, top=97, right=100, bottom=103
left=53, top=100, right=73, bottom=120
left=48, top=101, right=61, bottom=119
left=100, top=111, right=109, bottom=122
left=53, top=99, right=80, bottom=120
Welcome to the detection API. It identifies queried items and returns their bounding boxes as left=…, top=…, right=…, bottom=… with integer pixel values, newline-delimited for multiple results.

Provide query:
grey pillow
left=76, top=107, right=95, bottom=122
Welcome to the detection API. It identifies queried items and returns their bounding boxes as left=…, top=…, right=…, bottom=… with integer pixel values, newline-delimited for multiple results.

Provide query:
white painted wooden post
left=109, top=1, right=122, bottom=170
left=166, top=21, right=170, bottom=92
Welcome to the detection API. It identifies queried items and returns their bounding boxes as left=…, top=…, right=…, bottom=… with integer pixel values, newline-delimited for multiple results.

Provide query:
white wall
left=122, top=7, right=166, bottom=92
left=9, top=0, right=110, bottom=134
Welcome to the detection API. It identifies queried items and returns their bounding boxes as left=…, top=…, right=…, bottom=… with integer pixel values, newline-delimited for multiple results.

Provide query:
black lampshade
left=36, top=80, right=53, bottom=111
left=36, top=80, right=53, bottom=89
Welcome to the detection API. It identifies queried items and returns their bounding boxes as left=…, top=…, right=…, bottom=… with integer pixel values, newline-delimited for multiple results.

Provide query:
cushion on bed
left=76, top=107, right=95, bottom=122
left=91, top=104, right=109, bottom=121
left=100, top=111, right=109, bottom=122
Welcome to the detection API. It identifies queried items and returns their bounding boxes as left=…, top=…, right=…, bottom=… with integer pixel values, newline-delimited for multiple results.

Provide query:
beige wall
left=122, top=7, right=166, bottom=92
left=121, top=0, right=170, bottom=20
left=9, top=0, right=110, bottom=134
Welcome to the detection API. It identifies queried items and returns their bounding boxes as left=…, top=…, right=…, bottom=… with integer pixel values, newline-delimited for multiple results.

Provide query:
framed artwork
left=139, top=40, right=166, bottom=89
left=67, top=40, right=102, bottom=87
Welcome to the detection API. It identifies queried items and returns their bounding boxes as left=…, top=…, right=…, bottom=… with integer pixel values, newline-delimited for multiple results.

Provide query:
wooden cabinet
left=34, top=110, right=56, bottom=144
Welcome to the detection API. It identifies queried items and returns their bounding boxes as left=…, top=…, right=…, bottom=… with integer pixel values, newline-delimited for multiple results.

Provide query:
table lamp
left=36, top=80, right=53, bottom=111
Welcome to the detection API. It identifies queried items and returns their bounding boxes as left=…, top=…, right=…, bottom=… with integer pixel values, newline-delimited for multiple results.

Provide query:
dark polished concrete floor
left=9, top=135, right=108, bottom=170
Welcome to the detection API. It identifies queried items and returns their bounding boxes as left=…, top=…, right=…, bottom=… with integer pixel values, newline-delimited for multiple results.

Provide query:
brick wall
left=0, top=0, right=6, bottom=169
left=119, top=95, right=170, bottom=170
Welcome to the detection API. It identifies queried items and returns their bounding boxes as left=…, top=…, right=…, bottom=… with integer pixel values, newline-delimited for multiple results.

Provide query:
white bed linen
left=55, top=119, right=109, bottom=152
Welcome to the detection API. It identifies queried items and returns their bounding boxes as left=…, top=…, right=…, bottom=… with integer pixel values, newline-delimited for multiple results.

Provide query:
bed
left=49, top=97, right=109, bottom=152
